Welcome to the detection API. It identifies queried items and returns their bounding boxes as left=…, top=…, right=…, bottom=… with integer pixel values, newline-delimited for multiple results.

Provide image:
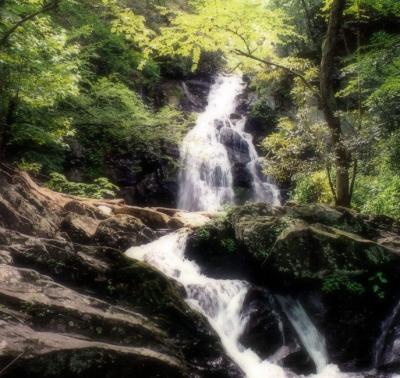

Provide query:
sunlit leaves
left=111, top=7, right=155, bottom=50
left=148, top=0, right=296, bottom=71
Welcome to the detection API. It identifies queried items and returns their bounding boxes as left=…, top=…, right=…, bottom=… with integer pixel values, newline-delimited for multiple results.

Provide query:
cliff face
left=0, top=165, right=241, bottom=378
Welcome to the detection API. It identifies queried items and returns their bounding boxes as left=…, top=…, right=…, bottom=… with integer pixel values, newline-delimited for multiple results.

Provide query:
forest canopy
left=0, top=0, right=399, bottom=217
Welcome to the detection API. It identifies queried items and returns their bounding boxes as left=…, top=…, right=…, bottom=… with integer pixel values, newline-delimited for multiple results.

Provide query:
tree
left=320, top=0, right=350, bottom=206
left=0, top=0, right=61, bottom=49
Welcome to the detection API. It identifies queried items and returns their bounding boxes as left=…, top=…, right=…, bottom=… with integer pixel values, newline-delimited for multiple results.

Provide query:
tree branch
left=0, top=0, right=60, bottom=48
left=349, top=158, right=357, bottom=200
left=326, top=164, right=337, bottom=202
left=232, top=48, right=320, bottom=98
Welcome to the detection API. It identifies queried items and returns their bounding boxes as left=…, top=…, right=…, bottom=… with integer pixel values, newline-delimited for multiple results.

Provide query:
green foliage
left=148, top=0, right=296, bottom=71
left=17, top=160, right=42, bottom=175
left=46, top=173, right=118, bottom=199
left=322, top=273, right=366, bottom=296
left=0, top=0, right=187, bottom=179
left=352, top=172, right=400, bottom=220
left=196, top=227, right=211, bottom=241
left=64, top=77, right=190, bottom=177
left=323, top=270, right=389, bottom=299
left=220, top=238, right=237, bottom=254
left=262, top=116, right=328, bottom=185
left=368, top=272, right=388, bottom=299
left=340, top=32, right=400, bottom=131
left=292, top=171, right=334, bottom=204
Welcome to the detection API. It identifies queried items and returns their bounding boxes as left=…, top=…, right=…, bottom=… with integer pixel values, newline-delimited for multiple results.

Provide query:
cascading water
left=373, top=299, right=400, bottom=370
left=126, top=230, right=356, bottom=378
left=277, top=296, right=329, bottom=373
left=178, top=75, right=280, bottom=212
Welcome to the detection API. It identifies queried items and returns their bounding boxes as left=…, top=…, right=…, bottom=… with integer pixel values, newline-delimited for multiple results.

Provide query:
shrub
left=292, top=170, right=334, bottom=204
left=46, top=173, right=118, bottom=199
left=352, top=172, right=400, bottom=220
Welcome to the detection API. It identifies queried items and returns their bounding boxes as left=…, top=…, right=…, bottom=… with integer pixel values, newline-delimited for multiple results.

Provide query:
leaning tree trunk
left=320, top=0, right=350, bottom=207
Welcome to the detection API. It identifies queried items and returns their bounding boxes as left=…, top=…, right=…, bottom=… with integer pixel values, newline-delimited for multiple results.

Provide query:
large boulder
left=61, top=213, right=100, bottom=243
left=94, top=214, right=155, bottom=249
left=114, top=206, right=171, bottom=229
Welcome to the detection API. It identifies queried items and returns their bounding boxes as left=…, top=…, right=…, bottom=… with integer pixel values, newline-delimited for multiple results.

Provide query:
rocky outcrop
left=94, top=214, right=155, bottom=249
left=188, top=203, right=400, bottom=373
left=0, top=165, right=240, bottom=378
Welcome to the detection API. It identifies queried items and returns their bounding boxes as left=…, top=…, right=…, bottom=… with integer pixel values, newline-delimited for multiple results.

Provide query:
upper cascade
left=178, top=75, right=280, bottom=212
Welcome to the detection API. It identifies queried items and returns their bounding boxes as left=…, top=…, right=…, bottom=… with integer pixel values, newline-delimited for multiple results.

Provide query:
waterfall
left=126, top=230, right=356, bottom=378
left=178, top=75, right=280, bottom=212
left=277, top=296, right=329, bottom=373
left=373, top=299, right=400, bottom=369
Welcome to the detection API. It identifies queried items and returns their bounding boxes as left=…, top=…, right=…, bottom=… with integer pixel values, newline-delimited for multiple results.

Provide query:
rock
left=0, top=323, right=185, bottom=378
left=0, top=168, right=59, bottom=238
left=239, top=288, right=286, bottom=358
left=0, top=265, right=187, bottom=377
left=63, top=200, right=108, bottom=220
left=94, top=214, right=155, bottom=249
left=61, top=213, right=99, bottom=243
left=239, top=288, right=315, bottom=375
left=168, top=211, right=210, bottom=229
left=230, top=113, right=242, bottom=120
left=219, top=127, right=250, bottom=165
left=226, top=203, right=399, bottom=288
left=0, top=227, right=240, bottom=377
left=0, top=250, right=13, bottom=264
left=186, top=218, right=260, bottom=280
left=105, top=142, right=180, bottom=208
left=0, top=167, right=242, bottom=377
left=114, top=206, right=171, bottom=229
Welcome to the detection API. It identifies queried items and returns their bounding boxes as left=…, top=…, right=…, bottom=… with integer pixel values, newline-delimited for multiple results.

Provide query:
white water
left=277, top=296, right=328, bottom=373
left=374, top=299, right=400, bottom=368
left=178, top=75, right=280, bottom=212
left=126, top=230, right=355, bottom=378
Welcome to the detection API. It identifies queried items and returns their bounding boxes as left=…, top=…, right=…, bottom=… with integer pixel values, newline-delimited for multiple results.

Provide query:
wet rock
left=239, top=288, right=315, bottom=375
left=219, top=127, right=250, bottom=165
left=230, top=113, right=242, bottom=120
left=239, top=288, right=285, bottom=358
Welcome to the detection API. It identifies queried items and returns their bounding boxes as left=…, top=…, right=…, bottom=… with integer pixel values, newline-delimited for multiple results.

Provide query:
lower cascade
left=126, top=230, right=359, bottom=378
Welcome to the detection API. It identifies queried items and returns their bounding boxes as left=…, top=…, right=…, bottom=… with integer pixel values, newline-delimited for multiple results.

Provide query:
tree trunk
left=0, top=97, right=17, bottom=159
left=320, top=0, right=350, bottom=207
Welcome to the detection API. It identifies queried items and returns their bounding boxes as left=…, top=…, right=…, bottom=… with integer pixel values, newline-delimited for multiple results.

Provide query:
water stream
left=126, top=230, right=355, bottom=378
